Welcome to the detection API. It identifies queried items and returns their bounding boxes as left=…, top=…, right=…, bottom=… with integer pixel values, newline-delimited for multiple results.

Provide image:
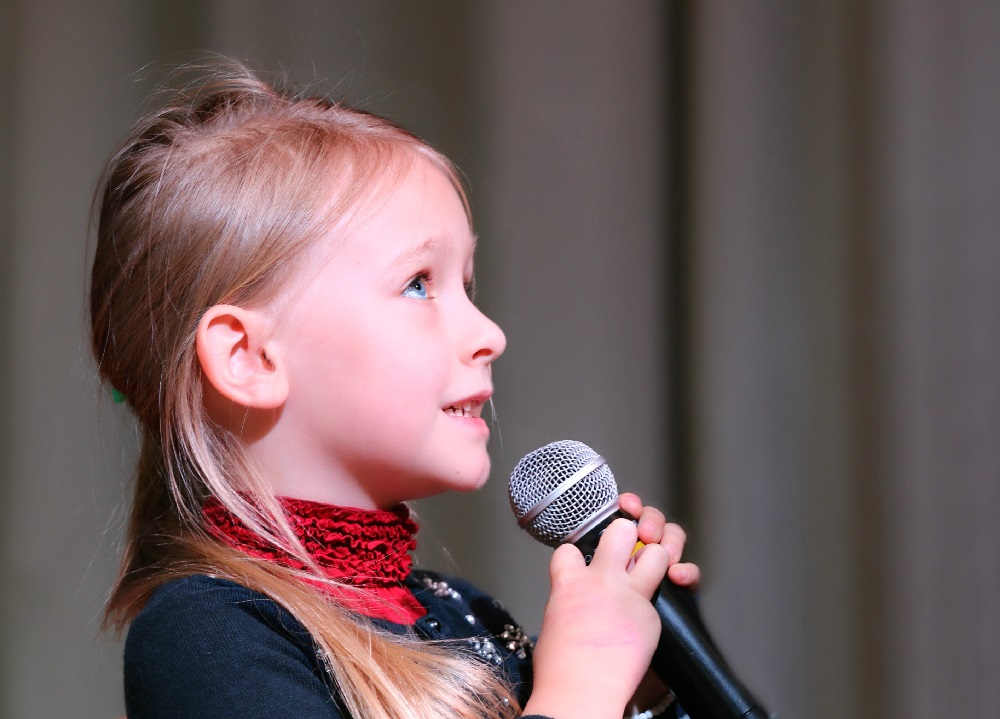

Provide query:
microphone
left=509, top=440, right=771, bottom=719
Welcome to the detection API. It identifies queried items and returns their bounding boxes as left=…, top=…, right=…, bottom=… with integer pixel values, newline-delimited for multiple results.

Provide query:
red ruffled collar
left=203, top=496, right=427, bottom=624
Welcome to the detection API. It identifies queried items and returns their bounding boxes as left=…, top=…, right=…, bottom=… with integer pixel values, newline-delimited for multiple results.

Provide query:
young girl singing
left=90, top=61, right=700, bottom=719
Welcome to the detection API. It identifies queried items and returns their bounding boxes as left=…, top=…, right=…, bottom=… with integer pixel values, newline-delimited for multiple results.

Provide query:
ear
left=196, top=304, right=288, bottom=410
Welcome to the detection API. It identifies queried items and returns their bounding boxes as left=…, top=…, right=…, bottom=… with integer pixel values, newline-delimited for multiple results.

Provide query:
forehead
left=337, top=156, right=476, bottom=268
left=279, top=153, right=471, bottom=288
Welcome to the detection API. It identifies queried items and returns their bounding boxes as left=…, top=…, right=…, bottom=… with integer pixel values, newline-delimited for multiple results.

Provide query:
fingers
left=637, top=508, right=667, bottom=546
left=587, top=518, right=640, bottom=569
left=618, top=493, right=667, bottom=544
left=589, top=519, right=669, bottom=599
left=616, top=493, right=700, bottom=590
left=625, top=542, right=670, bottom=598
left=618, top=492, right=643, bottom=518
left=660, top=522, right=687, bottom=565
left=549, top=509, right=699, bottom=598
left=667, top=561, right=701, bottom=589
left=618, top=493, right=686, bottom=562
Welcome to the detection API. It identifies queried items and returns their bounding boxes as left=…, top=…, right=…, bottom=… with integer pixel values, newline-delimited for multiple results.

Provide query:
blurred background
left=1, top=1, right=997, bottom=718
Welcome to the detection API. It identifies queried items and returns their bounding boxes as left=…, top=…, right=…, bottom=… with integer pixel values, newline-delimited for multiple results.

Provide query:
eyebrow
left=389, top=233, right=479, bottom=269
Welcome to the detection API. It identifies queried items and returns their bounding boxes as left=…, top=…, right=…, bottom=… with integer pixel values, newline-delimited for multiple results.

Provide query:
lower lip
left=446, top=413, right=489, bottom=435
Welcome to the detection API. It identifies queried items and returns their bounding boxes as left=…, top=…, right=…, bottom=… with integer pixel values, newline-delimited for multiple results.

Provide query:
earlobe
left=196, top=305, right=289, bottom=410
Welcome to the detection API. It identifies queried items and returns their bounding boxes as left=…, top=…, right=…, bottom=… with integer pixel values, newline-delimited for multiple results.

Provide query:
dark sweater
left=124, top=570, right=539, bottom=718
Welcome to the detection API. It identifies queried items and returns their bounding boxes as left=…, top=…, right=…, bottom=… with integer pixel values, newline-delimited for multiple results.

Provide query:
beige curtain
left=1, top=2, right=996, bottom=718
left=685, top=3, right=1000, bottom=717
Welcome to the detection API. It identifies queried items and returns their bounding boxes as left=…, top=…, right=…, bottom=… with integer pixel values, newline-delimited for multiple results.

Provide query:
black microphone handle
left=574, top=511, right=771, bottom=719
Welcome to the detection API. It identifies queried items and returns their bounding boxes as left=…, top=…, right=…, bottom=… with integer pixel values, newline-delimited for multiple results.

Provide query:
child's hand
left=617, top=494, right=700, bottom=715
left=618, top=492, right=701, bottom=590
left=523, top=516, right=670, bottom=719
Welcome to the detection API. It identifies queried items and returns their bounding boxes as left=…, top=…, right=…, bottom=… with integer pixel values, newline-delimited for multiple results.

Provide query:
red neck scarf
left=203, top=496, right=427, bottom=624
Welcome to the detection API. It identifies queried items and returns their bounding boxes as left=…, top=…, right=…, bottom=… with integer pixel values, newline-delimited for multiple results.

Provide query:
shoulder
left=409, top=570, right=535, bottom=702
left=409, top=569, right=524, bottom=637
left=128, top=573, right=307, bottom=642
left=125, top=575, right=341, bottom=719
left=409, top=569, right=514, bottom=615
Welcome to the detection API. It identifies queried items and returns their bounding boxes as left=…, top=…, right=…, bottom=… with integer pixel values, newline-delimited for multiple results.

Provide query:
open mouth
left=444, top=402, right=476, bottom=418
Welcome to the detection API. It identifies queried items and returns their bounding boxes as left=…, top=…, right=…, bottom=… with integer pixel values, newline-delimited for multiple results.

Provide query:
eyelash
left=403, top=272, right=432, bottom=300
left=402, top=272, right=477, bottom=301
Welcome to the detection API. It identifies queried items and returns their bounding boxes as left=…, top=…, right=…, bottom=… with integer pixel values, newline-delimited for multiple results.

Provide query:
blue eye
left=403, top=274, right=430, bottom=300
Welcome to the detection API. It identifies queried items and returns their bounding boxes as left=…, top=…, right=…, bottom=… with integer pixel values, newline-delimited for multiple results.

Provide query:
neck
left=244, top=431, right=391, bottom=510
left=203, top=495, right=427, bottom=624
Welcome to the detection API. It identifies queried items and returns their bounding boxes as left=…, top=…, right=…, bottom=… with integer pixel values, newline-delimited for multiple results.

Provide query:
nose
left=467, top=303, right=506, bottom=364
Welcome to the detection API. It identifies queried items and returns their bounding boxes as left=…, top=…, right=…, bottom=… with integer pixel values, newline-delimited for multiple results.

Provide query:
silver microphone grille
left=508, top=440, right=620, bottom=548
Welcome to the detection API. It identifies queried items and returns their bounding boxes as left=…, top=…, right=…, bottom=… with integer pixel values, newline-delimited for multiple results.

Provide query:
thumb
left=548, top=542, right=586, bottom=585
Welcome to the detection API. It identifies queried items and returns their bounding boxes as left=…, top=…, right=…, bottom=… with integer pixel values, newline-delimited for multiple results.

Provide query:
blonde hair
left=90, top=60, right=516, bottom=719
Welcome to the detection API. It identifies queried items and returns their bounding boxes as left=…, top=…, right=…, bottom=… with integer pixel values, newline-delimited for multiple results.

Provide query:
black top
left=124, top=570, right=539, bottom=719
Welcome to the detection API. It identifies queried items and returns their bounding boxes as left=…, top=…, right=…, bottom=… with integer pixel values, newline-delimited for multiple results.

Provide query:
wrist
left=523, top=684, right=625, bottom=719
left=523, top=696, right=617, bottom=719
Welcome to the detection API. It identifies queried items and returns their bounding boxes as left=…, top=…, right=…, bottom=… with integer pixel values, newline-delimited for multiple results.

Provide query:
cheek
left=366, top=319, right=451, bottom=391
left=338, top=325, right=450, bottom=406
left=289, top=313, right=451, bottom=423
left=371, top=348, right=451, bottom=408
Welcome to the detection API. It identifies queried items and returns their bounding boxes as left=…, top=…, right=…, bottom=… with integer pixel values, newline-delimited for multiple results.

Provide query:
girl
left=90, top=61, right=699, bottom=719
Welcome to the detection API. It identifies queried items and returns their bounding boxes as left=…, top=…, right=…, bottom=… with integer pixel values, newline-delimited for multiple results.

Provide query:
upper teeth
left=446, top=403, right=473, bottom=417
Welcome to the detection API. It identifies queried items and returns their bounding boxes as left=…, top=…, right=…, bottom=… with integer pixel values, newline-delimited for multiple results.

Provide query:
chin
left=446, top=464, right=492, bottom=495
left=453, top=476, right=489, bottom=494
